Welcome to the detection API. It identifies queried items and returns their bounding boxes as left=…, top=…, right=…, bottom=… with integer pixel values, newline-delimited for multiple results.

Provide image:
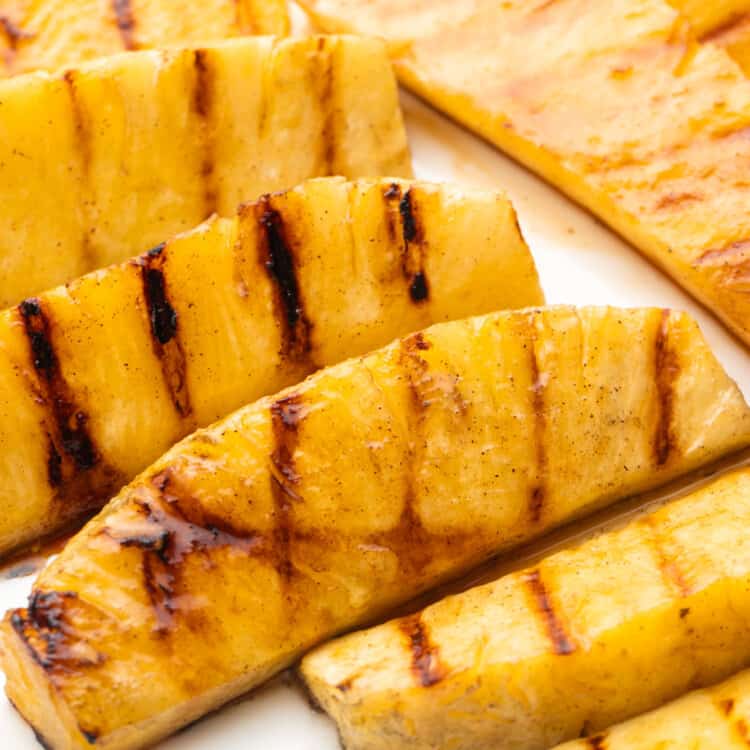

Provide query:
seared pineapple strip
left=554, top=666, right=750, bottom=750
left=0, top=34, right=411, bottom=305
left=0, top=0, right=289, bottom=76
left=3, top=306, right=750, bottom=750
left=300, top=0, right=750, bottom=346
left=0, top=176, right=542, bottom=557
left=301, top=465, right=750, bottom=750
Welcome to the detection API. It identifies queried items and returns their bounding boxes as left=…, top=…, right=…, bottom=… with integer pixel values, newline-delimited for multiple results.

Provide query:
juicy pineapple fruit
left=302, top=465, right=750, bottom=750
left=554, top=666, right=750, bottom=749
left=0, top=0, right=289, bottom=76
left=0, top=176, right=542, bottom=557
left=0, top=34, right=412, bottom=305
left=300, top=0, right=750, bottom=346
left=2, top=306, right=749, bottom=750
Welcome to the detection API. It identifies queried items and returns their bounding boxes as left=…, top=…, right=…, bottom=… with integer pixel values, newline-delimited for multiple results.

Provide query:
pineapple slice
left=0, top=35, right=411, bottom=305
left=2, top=306, right=749, bottom=750
left=0, top=0, right=289, bottom=76
left=302, top=464, right=750, bottom=750
left=0, top=176, right=542, bottom=557
left=554, top=666, right=750, bottom=749
left=299, top=0, right=750, bottom=346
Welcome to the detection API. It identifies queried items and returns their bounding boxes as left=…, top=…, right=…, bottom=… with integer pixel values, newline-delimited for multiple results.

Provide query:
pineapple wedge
left=0, top=34, right=411, bottom=305
left=3, top=306, right=750, bottom=750
left=0, top=0, right=289, bottom=76
left=302, top=464, right=750, bottom=750
left=300, top=0, right=750, bottom=346
left=554, top=666, right=750, bottom=750
left=0, top=176, right=542, bottom=557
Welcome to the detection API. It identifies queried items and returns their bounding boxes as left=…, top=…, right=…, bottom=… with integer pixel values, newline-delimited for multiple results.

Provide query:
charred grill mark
left=645, top=516, right=691, bottom=598
left=587, top=735, right=608, bottom=750
left=111, top=0, right=136, bottom=50
left=383, top=182, right=402, bottom=245
left=0, top=15, right=32, bottom=67
left=398, top=613, right=446, bottom=688
left=696, top=239, right=750, bottom=266
left=701, top=12, right=750, bottom=43
left=10, top=591, right=104, bottom=677
left=382, top=184, right=430, bottom=302
left=365, top=334, right=472, bottom=575
left=19, top=298, right=104, bottom=483
left=81, top=728, right=99, bottom=745
left=137, top=244, right=192, bottom=419
left=399, top=189, right=430, bottom=303
left=193, top=50, right=218, bottom=215
left=524, top=568, right=576, bottom=655
left=654, top=191, right=701, bottom=210
left=737, top=719, right=750, bottom=746
left=653, top=310, right=679, bottom=466
left=270, top=394, right=307, bottom=581
left=316, top=39, right=337, bottom=173
left=528, top=315, right=546, bottom=522
left=62, top=70, right=95, bottom=266
left=257, top=199, right=314, bottom=362
left=106, top=470, right=263, bottom=632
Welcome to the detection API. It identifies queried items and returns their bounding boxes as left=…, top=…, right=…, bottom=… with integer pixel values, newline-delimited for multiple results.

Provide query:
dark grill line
left=524, top=568, right=576, bottom=656
left=111, top=0, right=136, bottom=50
left=257, top=199, right=313, bottom=361
left=398, top=613, right=446, bottom=688
left=136, top=244, right=192, bottom=419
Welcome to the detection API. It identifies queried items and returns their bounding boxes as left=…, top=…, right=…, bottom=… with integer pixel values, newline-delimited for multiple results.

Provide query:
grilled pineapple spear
left=300, top=0, right=750, bottom=346
left=3, top=306, right=749, bottom=750
left=302, top=464, right=750, bottom=750
left=0, top=0, right=289, bottom=76
left=0, top=34, right=411, bottom=305
left=554, top=666, right=750, bottom=750
left=0, top=176, right=542, bottom=557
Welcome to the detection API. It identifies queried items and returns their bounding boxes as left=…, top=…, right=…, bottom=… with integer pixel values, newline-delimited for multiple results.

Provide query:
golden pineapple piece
left=0, top=0, right=289, bottom=76
left=302, top=464, right=750, bottom=750
left=2, top=306, right=749, bottom=750
left=0, top=34, right=411, bottom=306
left=0, top=176, right=542, bottom=557
left=299, top=0, right=750, bottom=346
left=554, top=667, right=750, bottom=750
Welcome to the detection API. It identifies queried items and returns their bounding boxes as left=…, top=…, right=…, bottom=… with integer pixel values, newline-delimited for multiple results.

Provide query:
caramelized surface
left=0, top=176, right=541, bottom=556
left=300, top=0, right=750, bottom=346
left=2, top=306, right=749, bottom=750
left=302, top=466, right=750, bottom=750
left=0, top=0, right=289, bottom=76
left=0, top=35, right=411, bottom=304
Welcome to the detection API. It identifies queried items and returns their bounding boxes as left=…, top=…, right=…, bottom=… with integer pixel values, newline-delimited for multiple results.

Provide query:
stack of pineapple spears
left=1, top=0, right=750, bottom=749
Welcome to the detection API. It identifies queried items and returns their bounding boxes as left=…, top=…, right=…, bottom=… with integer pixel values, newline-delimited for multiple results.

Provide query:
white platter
left=1, top=87, right=749, bottom=749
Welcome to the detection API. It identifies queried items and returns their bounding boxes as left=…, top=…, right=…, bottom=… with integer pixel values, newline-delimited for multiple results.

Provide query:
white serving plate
left=1, top=88, right=749, bottom=750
